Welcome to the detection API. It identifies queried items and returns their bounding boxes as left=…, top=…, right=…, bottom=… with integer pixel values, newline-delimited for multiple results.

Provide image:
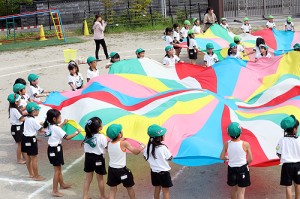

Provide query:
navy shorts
left=84, top=153, right=107, bottom=175
left=21, top=136, right=38, bottom=156
left=11, top=124, right=24, bottom=143
left=280, top=162, right=300, bottom=186
left=227, top=164, right=251, bottom=187
left=151, top=170, right=173, bottom=188
left=189, top=49, right=197, bottom=59
left=107, top=166, right=134, bottom=187
left=47, top=144, right=64, bottom=166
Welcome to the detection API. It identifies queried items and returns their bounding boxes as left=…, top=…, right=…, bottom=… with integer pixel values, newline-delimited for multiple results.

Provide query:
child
left=106, top=124, right=145, bottom=199
left=220, top=18, right=230, bottom=31
left=105, top=52, right=120, bottom=69
left=82, top=117, right=108, bottom=199
left=187, top=29, right=199, bottom=65
left=227, top=43, right=242, bottom=59
left=266, top=15, right=276, bottom=29
left=220, top=122, right=253, bottom=199
left=136, top=48, right=145, bottom=59
left=172, top=23, right=182, bottom=57
left=241, top=17, right=252, bottom=33
left=294, top=43, right=300, bottom=51
left=244, top=37, right=265, bottom=58
left=13, top=83, right=29, bottom=112
left=21, top=102, right=45, bottom=181
left=180, top=20, right=191, bottom=40
left=192, top=18, right=202, bottom=34
left=255, top=44, right=271, bottom=61
left=204, top=43, right=219, bottom=67
left=234, top=35, right=245, bottom=55
left=86, top=56, right=99, bottom=83
left=163, top=46, right=181, bottom=67
left=144, top=124, right=173, bottom=199
left=68, top=60, right=84, bottom=91
left=44, top=109, right=80, bottom=197
left=165, top=27, right=173, bottom=47
left=276, top=115, right=300, bottom=199
left=28, top=73, right=48, bottom=102
left=285, top=16, right=294, bottom=31
left=7, top=94, right=26, bottom=164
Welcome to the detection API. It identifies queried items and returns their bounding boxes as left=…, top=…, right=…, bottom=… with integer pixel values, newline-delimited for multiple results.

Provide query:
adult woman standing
left=203, top=7, right=218, bottom=32
left=93, top=15, right=109, bottom=60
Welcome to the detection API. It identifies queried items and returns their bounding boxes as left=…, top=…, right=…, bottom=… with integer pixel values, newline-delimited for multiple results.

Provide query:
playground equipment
left=0, top=9, right=66, bottom=43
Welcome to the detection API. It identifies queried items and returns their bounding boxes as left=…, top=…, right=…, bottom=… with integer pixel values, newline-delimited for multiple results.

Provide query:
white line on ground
left=0, top=177, right=46, bottom=185
left=27, top=154, right=85, bottom=199
left=0, top=59, right=62, bottom=71
left=171, top=166, right=187, bottom=181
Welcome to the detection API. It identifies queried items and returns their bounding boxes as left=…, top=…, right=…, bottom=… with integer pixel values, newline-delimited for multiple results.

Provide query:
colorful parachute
left=40, top=53, right=300, bottom=167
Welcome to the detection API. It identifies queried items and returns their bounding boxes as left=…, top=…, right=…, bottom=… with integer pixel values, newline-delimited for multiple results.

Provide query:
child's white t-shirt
left=229, top=52, right=242, bottom=59
left=143, top=145, right=172, bottom=172
left=173, top=31, right=180, bottom=41
left=192, top=25, right=201, bottom=34
left=241, top=24, right=252, bottom=33
left=221, top=23, right=229, bottom=30
left=162, top=55, right=180, bottom=67
left=276, top=137, right=300, bottom=163
left=237, top=44, right=245, bottom=53
left=23, top=117, right=42, bottom=137
left=47, top=125, right=66, bottom=147
left=84, top=134, right=108, bottom=155
left=68, top=73, right=83, bottom=89
left=20, top=93, right=29, bottom=109
left=204, top=53, right=218, bottom=66
left=86, top=68, right=99, bottom=80
left=9, top=108, right=23, bottom=125
left=255, top=52, right=271, bottom=59
left=266, top=21, right=276, bottom=28
left=29, top=85, right=44, bottom=102
left=285, top=22, right=294, bottom=30
left=165, top=35, right=173, bottom=46
left=180, top=27, right=188, bottom=38
left=253, top=46, right=260, bottom=58
left=188, top=38, right=198, bottom=49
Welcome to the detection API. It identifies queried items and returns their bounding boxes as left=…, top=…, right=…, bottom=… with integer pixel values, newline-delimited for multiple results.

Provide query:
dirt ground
left=1, top=20, right=299, bottom=198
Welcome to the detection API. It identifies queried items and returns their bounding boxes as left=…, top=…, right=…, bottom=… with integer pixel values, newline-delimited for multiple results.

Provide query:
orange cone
left=39, top=25, right=47, bottom=41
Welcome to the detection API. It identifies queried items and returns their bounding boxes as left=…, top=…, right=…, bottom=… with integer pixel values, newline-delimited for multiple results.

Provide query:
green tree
left=130, top=0, right=152, bottom=14
left=0, top=0, right=33, bottom=16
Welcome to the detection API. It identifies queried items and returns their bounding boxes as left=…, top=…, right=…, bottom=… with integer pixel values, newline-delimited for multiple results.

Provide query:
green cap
left=259, top=44, right=269, bottom=50
left=165, top=45, right=173, bottom=52
left=110, top=52, right=118, bottom=58
left=106, top=124, right=122, bottom=139
left=136, top=48, right=145, bottom=54
left=281, top=115, right=297, bottom=129
left=192, top=18, right=198, bottom=23
left=27, top=74, right=39, bottom=82
left=227, top=122, right=242, bottom=138
left=7, top=94, right=21, bottom=103
left=187, top=29, right=194, bottom=35
left=87, top=56, right=97, bottom=64
left=147, top=124, right=167, bottom=138
left=206, top=43, right=214, bottom=49
left=234, top=35, right=241, bottom=42
left=287, top=16, right=292, bottom=22
left=229, top=42, right=237, bottom=48
left=13, top=83, right=25, bottom=93
left=268, top=15, right=274, bottom=19
left=244, top=17, right=249, bottom=21
left=294, top=43, right=300, bottom=50
left=184, top=20, right=191, bottom=26
left=26, top=102, right=41, bottom=112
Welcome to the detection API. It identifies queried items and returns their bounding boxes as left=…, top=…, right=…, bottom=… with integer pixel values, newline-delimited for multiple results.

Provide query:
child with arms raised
left=106, top=124, right=145, bottom=199
left=144, top=124, right=173, bottom=199
left=82, top=117, right=108, bottom=199
left=220, top=122, right=253, bottom=199
left=44, top=109, right=80, bottom=197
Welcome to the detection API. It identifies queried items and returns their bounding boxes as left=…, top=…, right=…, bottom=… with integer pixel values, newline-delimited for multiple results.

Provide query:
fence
left=224, top=0, right=300, bottom=18
left=0, top=0, right=208, bottom=30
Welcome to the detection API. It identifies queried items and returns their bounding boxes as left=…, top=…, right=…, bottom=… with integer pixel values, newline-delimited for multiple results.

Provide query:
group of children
left=220, top=115, right=300, bottom=199
left=163, top=15, right=297, bottom=66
